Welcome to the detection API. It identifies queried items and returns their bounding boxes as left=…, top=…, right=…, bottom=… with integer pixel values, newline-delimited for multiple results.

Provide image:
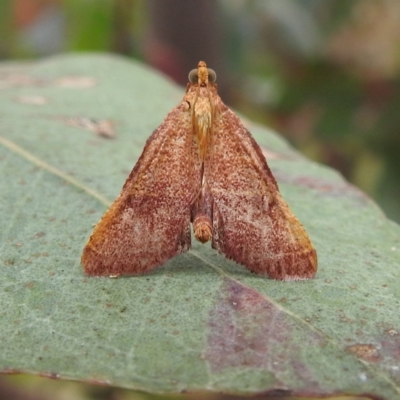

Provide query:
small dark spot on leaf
left=347, top=344, right=380, bottom=362
left=58, top=116, right=116, bottom=139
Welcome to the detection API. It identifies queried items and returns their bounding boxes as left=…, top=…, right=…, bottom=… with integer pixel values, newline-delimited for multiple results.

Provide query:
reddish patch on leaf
left=347, top=344, right=380, bottom=362
left=59, top=116, right=116, bottom=139
left=204, top=278, right=322, bottom=391
left=274, top=171, right=369, bottom=205
left=378, top=330, right=400, bottom=372
left=0, top=74, right=45, bottom=89
left=55, top=76, right=96, bottom=88
left=15, top=95, right=48, bottom=105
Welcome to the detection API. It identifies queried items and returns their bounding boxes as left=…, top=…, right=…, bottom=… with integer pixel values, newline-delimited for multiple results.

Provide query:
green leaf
left=1, top=54, right=400, bottom=398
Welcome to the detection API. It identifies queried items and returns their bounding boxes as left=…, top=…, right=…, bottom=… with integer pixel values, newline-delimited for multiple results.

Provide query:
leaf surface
left=1, top=54, right=400, bottom=398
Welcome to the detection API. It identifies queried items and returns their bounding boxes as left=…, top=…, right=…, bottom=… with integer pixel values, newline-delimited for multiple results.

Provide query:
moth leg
left=177, top=216, right=192, bottom=252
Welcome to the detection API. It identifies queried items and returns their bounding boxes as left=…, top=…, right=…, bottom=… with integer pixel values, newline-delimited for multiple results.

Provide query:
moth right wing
left=82, top=101, right=202, bottom=276
left=204, top=106, right=317, bottom=281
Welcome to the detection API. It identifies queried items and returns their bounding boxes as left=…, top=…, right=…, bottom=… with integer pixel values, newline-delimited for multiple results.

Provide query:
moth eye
left=185, top=100, right=191, bottom=110
left=188, top=69, right=198, bottom=83
left=208, top=68, right=217, bottom=83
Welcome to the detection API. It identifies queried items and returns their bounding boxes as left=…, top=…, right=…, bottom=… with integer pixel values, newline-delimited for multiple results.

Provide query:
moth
left=82, top=61, right=317, bottom=280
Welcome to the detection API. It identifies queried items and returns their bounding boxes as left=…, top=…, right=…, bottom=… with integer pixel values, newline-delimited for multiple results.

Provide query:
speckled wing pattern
left=204, top=105, right=317, bottom=281
left=82, top=101, right=202, bottom=276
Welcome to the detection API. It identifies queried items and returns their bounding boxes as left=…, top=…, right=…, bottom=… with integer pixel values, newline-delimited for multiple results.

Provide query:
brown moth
left=82, top=61, right=317, bottom=280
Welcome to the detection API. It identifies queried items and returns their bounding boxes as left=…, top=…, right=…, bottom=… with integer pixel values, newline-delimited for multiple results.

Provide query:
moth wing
left=82, top=102, right=201, bottom=276
left=205, top=107, right=317, bottom=280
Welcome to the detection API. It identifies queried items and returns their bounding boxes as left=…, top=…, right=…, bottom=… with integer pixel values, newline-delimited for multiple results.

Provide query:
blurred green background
left=2, top=0, right=400, bottom=223
left=1, top=0, right=399, bottom=399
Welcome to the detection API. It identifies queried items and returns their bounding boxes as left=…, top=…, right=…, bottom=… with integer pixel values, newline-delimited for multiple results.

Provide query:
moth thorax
left=194, top=97, right=212, bottom=159
left=193, top=214, right=213, bottom=244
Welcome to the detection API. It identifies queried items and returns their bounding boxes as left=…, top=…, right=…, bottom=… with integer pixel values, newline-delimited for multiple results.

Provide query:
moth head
left=188, top=61, right=217, bottom=86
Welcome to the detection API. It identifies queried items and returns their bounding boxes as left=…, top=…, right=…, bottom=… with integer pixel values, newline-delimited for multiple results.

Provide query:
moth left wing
left=204, top=106, right=317, bottom=280
left=82, top=101, right=202, bottom=276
